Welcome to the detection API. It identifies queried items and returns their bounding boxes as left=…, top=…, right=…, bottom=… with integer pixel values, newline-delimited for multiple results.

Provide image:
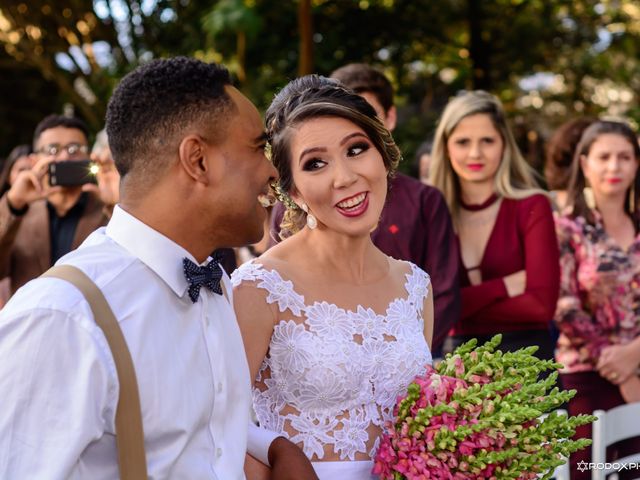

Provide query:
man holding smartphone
left=0, top=115, right=119, bottom=296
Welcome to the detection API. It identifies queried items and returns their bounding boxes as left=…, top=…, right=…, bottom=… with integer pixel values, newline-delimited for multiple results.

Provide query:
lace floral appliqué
left=231, top=261, right=433, bottom=461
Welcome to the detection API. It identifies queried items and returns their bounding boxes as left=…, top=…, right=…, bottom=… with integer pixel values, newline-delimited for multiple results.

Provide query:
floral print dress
left=554, top=211, right=640, bottom=373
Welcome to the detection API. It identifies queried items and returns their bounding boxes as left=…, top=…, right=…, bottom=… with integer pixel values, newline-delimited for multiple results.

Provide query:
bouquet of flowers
left=374, top=335, right=595, bottom=480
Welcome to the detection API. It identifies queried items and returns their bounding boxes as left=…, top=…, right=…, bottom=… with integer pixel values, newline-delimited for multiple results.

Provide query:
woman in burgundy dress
left=429, top=90, right=560, bottom=359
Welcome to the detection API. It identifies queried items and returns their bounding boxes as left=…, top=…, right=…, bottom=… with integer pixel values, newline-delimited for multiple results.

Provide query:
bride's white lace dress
left=231, top=260, right=433, bottom=479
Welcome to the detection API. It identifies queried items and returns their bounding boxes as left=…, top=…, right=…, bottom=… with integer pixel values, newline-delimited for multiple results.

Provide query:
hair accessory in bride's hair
left=271, top=181, right=299, bottom=211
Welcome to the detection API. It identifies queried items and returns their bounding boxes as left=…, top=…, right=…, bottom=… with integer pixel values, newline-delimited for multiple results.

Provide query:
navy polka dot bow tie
left=182, top=256, right=223, bottom=303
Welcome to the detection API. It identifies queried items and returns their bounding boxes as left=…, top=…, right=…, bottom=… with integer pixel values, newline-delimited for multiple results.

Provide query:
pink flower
left=458, top=440, right=476, bottom=456
left=374, top=352, right=572, bottom=480
left=454, top=356, right=465, bottom=376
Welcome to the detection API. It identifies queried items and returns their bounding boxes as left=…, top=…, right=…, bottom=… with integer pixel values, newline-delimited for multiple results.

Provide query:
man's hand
left=83, top=150, right=120, bottom=208
left=244, top=454, right=270, bottom=480
left=268, top=437, right=318, bottom=480
left=6, top=155, right=60, bottom=209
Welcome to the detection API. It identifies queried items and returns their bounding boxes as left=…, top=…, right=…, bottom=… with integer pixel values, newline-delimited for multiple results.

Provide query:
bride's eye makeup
left=347, top=142, right=370, bottom=157
left=302, top=158, right=326, bottom=171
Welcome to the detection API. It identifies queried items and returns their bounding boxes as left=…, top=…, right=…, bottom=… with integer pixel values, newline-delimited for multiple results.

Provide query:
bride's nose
left=332, top=158, right=358, bottom=189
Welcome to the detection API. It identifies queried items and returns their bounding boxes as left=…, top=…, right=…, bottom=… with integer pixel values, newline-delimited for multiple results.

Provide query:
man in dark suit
left=0, top=115, right=118, bottom=295
left=270, top=64, right=461, bottom=354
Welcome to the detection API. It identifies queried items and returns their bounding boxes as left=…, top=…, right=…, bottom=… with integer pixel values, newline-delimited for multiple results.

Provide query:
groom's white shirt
left=0, top=205, right=255, bottom=479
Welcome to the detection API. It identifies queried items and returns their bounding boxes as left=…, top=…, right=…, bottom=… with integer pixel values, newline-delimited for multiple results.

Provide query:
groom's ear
left=178, top=134, right=223, bottom=186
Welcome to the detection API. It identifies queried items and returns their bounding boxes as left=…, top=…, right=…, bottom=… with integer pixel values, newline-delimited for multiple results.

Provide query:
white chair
left=592, top=402, right=640, bottom=480
left=538, top=409, right=571, bottom=480
left=543, top=454, right=570, bottom=480
left=552, top=451, right=571, bottom=480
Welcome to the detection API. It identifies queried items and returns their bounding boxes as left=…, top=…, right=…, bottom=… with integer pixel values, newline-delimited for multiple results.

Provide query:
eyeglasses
left=36, top=143, right=89, bottom=157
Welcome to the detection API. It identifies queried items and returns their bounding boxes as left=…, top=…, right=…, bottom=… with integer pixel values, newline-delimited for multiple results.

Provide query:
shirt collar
left=106, top=205, right=203, bottom=299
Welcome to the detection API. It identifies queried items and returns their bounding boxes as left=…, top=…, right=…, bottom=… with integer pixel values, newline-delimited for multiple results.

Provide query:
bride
left=232, top=75, right=433, bottom=479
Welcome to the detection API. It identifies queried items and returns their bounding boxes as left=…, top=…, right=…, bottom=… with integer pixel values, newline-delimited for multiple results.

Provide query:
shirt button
left=216, top=447, right=223, bottom=458
left=217, top=382, right=223, bottom=393
left=205, top=316, right=210, bottom=327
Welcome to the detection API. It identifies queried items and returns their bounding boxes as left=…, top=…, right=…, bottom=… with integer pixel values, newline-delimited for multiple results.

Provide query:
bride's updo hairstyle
left=265, top=74, right=401, bottom=239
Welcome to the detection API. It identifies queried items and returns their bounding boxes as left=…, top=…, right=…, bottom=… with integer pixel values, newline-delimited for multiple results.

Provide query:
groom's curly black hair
left=106, top=56, right=235, bottom=187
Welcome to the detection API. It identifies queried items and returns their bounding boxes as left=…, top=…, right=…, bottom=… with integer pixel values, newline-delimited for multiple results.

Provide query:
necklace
left=460, top=193, right=499, bottom=211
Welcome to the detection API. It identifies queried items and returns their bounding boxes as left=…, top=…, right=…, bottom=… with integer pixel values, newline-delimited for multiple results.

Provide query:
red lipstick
left=335, top=192, right=369, bottom=218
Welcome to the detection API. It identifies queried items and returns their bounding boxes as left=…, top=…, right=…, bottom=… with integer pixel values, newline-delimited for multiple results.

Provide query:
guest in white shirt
left=0, top=57, right=317, bottom=480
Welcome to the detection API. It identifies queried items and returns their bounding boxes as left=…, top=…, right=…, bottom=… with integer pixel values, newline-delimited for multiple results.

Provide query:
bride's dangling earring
left=301, top=202, right=317, bottom=230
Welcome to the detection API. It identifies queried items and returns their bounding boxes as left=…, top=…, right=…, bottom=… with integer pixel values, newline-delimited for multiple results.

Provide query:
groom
left=0, top=57, right=316, bottom=479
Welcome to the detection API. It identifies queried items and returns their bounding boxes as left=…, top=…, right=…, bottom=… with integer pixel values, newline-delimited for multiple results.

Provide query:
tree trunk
left=467, top=0, right=491, bottom=90
left=297, top=0, right=313, bottom=76
left=237, top=30, right=247, bottom=84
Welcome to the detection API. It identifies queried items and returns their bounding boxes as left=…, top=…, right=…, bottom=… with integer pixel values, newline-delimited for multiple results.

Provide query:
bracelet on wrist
left=7, top=197, right=29, bottom=216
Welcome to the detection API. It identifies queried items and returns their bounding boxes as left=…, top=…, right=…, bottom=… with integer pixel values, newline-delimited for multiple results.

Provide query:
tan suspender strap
left=220, top=279, right=229, bottom=303
left=42, top=265, right=148, bottom=480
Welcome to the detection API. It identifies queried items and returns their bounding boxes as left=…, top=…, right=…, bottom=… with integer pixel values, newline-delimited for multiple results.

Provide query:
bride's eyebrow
left=339, top=132, right=368, bottom=146
left=299, top=146, right=327, bottom=165
left=298, top=132, right=368, bottom=164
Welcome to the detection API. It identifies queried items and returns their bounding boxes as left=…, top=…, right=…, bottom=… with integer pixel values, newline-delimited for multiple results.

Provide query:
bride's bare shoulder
left=386, top=255, right=414, bottom=279
left=255, top=235, right=302, bottom=274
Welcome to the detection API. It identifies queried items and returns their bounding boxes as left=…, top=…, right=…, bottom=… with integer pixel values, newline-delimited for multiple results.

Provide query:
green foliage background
left=1, top=0, right=639, bottom=174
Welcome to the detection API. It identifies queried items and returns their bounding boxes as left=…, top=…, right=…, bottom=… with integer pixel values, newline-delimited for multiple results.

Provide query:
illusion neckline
left=250, top=259, right=423, bottom=317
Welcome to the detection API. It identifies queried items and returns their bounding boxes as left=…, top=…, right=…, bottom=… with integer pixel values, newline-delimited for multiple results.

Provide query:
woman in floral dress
left=555, top=120, right=640, bottom=479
